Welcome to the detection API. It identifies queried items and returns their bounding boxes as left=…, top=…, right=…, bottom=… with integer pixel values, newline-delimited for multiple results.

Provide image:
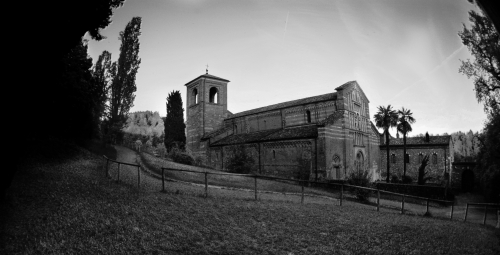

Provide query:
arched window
left=235, top=124, right=238, bottom=134
left=209, top=87, right=218, bottom=103
left=272, top=150, right=276, bottom=160
left=419, top=153, right=424, bottom=163
left=405, top=153, right=410, bottom=164
left=391, top=154, right=396, bottom=164
left=306, top=110, right=311, bottom=123
left=356, top=151, right=364, bottom=171
left=432, top=153, right=438, bottom=165
left=192, top=88, right=198, bottom=105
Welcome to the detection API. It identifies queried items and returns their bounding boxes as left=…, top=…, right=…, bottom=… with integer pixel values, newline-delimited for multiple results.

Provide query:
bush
left=194, top=156, right=204, bottom=166
left=347, top=169, right=372, bottom=202
left=401, top=175, right=413, bottom=184
left=391, top=174, right=400, bottom=183
left=169, top=148, right=194, bottom=165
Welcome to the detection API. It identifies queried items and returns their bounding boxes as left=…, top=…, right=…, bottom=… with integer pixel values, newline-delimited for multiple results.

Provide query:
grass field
left=2, top=141, right=499, bottom=254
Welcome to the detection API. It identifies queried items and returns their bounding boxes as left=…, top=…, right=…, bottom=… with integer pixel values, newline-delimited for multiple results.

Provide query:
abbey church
left=184, top=72, right=382, bottom=181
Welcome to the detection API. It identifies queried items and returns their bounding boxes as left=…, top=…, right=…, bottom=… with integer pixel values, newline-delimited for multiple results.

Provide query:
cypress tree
left=164, top=91, right=186, bottom=151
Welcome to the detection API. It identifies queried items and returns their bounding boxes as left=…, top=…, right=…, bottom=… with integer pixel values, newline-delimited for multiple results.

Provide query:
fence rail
left=103, top=155, right=141, bottom=189
left=158, top=166, right=458, bottom=218
left=463, top=203, right=500, bottom=225
left=102, top=155, right=500, bottom=227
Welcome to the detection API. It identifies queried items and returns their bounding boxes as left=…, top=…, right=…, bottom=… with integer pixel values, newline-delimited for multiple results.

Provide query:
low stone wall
left=375, top=182, right=449, bottom=200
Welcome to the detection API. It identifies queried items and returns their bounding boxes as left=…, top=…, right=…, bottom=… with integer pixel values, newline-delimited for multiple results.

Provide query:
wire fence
left=103, top=155, right=500, bottom=228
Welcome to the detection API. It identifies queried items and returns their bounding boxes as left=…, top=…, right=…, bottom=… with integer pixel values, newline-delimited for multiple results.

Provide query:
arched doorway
left=462, top=168, right=475, bottom=192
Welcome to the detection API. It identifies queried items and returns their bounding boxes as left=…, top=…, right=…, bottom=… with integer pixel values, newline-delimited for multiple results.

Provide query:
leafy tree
left=475, top=112, right=500, bottom=201
left=417, top=154, right=431, bottom=185
left=107, top=17, right=142, bottom=142
left=164, top=91, right=186, bottom=152
left=459, top=10, right=500, bottom=116
left=226, top=145, right=255, bottom=174
left=57, top=40, right=97, bottom=141
left=91, top=50, right=113, bottom=137
left=396, top=107, right=416, bottom=178
left=374, top=105, right=398, bottom=182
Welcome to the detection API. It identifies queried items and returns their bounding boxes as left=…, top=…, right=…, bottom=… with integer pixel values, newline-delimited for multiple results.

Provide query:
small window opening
left=192, top=88, right=198, bottom=104
left=306, top=110, right=311, bottom=123
left=391, top=154, right=396, bottom=164
left=432, top=153, right=438, bottom=165
left=272, top=150, right=276, bottom=160
left=209, top=87, right=218, bottom=104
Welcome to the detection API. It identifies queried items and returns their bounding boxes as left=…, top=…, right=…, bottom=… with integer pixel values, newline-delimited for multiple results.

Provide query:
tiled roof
left=210, top=125, right=318, bottom=146
left=382, top=135, right=451, bottom=146
left=185, top=73, right=230, bottom=86
left=260, top=125, right=318, bottom=141
left=227, top=92, right=337, bottom=119
left=211, top=129, right=280, bottom=146
left=202, top=126, right=232, bottom=139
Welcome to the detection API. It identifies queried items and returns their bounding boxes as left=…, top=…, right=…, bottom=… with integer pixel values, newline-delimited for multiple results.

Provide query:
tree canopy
left=459, top=10, right=500, bottom=115
left=164, top=91, right=186, bottom=151
left=396, top=107, right=416, bottom=178
left=374, top=105, right=398, bottom=182
left=109, top=17, right=142, bottom=126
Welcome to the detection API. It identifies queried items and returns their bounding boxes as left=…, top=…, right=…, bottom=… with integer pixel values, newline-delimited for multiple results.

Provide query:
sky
left=86, top=0, right=488, bottom=136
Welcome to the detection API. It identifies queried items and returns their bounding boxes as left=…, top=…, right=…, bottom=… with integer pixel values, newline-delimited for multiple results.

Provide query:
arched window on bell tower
left=209, top=87, right=218, bottom=104
left=192, top=88, right=198, bottom=105
left=306, top=110, right=311, bottom=123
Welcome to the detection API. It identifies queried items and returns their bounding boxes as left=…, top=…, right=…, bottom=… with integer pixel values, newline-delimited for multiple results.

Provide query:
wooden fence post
left=377, top=189, right=380, bottom=212
left=301, top=182, right=304, bottom=204
left=401, top=194, right=405, bottom=214
left=464, top=203, right=469, bottom=222
left=137, top=166, right=140, bottom=189
left=117, top=163, right=121, bottom=182
left=426, top=198, right=430, bottom=215
left=105, top=158, right=109, bottom=178
left=450, top=203, right=454, bottom=220
left=483, top=205, right=488, bottom=225
left=340, top=184, right=344, bottom=206
left=204, top=172, right=208, bottom=198
left=254, top=176, right=258, bottom=201
left=162, top=168, right=165, bottom=192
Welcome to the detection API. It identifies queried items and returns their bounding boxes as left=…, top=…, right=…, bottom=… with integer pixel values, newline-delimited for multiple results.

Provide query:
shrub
left=391, top=174, right=400, bottom=183
left=226, top=145, right=255, bottom=174
left=169, top=148, right=194, bottom=165
left=401, top=175, right=413, bottom=184
left=347, top=168, right=372, bottom=201
left=194, top=156, right=204, bottom=166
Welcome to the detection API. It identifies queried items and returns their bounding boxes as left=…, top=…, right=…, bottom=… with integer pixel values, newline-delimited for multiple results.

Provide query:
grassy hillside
left=2, top=141, right=499, bottom=254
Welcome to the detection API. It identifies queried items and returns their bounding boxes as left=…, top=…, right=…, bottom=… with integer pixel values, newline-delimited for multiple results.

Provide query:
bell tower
left=185, top=72, right=229, bottom=159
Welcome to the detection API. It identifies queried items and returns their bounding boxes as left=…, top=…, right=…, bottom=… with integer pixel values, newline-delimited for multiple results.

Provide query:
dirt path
left=111, top=145, right=499, bottom=227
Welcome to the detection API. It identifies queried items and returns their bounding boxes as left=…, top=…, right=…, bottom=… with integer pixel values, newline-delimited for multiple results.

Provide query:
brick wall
left=379, top=146, right=450, bottom=183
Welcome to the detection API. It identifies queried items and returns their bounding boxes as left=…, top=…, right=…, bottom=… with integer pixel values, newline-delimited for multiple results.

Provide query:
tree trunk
left=403, top=134, right=407, bottom=178
left=386, top=130, right=390, bottom=182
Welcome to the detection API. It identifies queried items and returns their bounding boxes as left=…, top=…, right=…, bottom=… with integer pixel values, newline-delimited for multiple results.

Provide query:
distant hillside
left=123, top=111, right=164, bottom=147
left=450, top=131, right=480, bottom=161
left=411, top=131, right=480, bottom=162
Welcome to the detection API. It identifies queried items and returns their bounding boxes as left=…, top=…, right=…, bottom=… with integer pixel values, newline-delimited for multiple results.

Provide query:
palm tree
left=397, top=107, right=416, bottom=178
left=374, top=105, right=398, bottom=182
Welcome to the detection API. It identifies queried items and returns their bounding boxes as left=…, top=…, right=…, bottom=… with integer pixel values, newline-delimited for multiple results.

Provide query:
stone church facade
left=185, top=73, right=381, bottom=181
